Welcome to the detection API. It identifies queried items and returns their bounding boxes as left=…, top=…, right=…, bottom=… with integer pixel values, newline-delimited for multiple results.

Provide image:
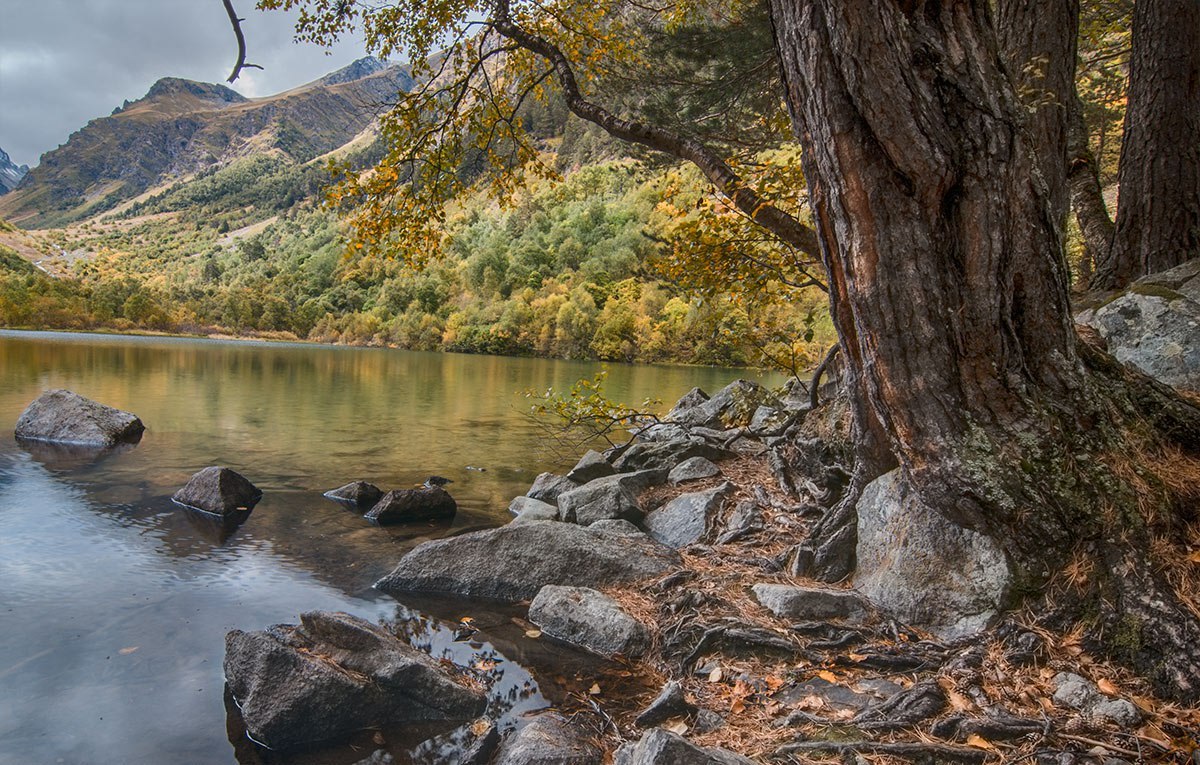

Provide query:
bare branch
left=223, top=0, right=263, bottom=83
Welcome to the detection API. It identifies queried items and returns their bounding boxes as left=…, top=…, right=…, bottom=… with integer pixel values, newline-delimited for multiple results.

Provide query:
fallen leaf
left=1186, top=550, right=1200, bottom=563
left=663, top=718, right=689, bottom=735
left=847, top=652, right=867, bottom=662
left=831, top=708, right=855, bottom=721
left=966, top=734, right=998, bottom=751
left=524, top=629, right=542, bottom=639
left=473, top=659, right=497, bottom=672
left=1097, top=678, right=1119, bottom=696
left=1038, top=696, right=1055, bottom=712
left=730, top=698, right=746, bottom=714
left=372, top=731, right=386, bottom=745
left=816, top=670, right=838, bottom=683
left=708, top=666, right=724, bottom=683
left=118, top=646, right=139, bottom=655
left=589, top=683, right=601, bottom=695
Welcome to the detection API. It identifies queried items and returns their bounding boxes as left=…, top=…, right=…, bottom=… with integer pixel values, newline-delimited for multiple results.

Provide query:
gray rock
left=461, top=720, right=502, bottom=765
left=224, top=611, right=486, bottom=750
left=528, top=585, right=651, bottom=657
left=508, top=495, right=559, bottom=521
left=1052, top=672, right=1103, bottom=711
left=635, top=423, right=692, bottom=442
left=1138, top=258, right=1200, bottom=302
left=643, top=482, right=734, bottom=548
left=172, top=466, right=262, bottom=516
left=1092, top=699, right=1142, bottom=729
left=614, top=439, right=732, bottom=473
left=1080, top=267, right=1200, bottom=390
left=669, top=456, right=721, bottom=485
left=526, top=472, right=579, bottom=504
left=566, top=449, right=616, bottom=483
left=715, top=499, right=762, bottom=544
left=666, top=379, right=782, bottom=430
left=614, top=728, right=756, bottom=765
left=365, top=487, right=456, bottom=524
left=590, top=519, right=646, bottom=536
left=352, top=752, right=394, bottom=765
left=752, top=583, right=870, bottom=624
left=749, top=405, right=793, bottom=435
left=323, top=480, right=383, bottom=507
left=693, top=709, right=725, bottom=733
left=557, top=480, right=642, bottom=526
left=666, top=387, right=710, bottom=420
left=855, top=469, right=1010, bottom=639
left=635, top=681, right=696, bottom=727
left=375, top=521, right=680, bottom=602
left=493, top=714, right=602, bottom=765
left=15, top=389, right=144, bottom=447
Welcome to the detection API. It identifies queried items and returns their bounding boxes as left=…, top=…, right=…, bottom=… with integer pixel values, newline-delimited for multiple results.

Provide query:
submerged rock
left=323, top=480, right=383, bottom=507
left=492, top=713, right=602, bottom=765
left=855, top=469, right=1010, bottom=639
left=15, top=389, right=144, bottom=447
left=224, top=611, right=486, bottom=750
left=172, top=467, right=262, bottom=516
left=375, top=521, right=680, bottom=602
left=365, top=487, right=456, bottom=524
left=528, top=585, right=651, bottom=657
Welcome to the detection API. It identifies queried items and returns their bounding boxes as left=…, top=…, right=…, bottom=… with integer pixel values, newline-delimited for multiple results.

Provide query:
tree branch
left=223, top=0, right=263, bottom=83
left=490, top=0, right=821, bottom=259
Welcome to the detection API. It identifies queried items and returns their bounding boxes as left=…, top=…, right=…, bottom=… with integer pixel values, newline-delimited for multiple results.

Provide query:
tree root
left=776, top=739, right=990, bottom=764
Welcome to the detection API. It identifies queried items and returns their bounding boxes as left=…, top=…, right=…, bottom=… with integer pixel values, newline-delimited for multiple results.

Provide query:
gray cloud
left=0, top=0, right=369, bottom=168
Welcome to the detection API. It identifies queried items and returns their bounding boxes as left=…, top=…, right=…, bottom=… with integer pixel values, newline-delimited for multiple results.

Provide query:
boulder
left=525, top=472, right=579, bottom=504
left=15, top=389, right=144, bottom=447
left=614, top=728, right=756, bottom=765
left=635, top=423, right=692, bottom=443
left=365, top=487, right=456, bottom=524
left=566, top=450, right=616, bottom=483
left=528, top=585, right=651, bottom=658
left=224, top=611, right=486, bottom=750
left=614, top=439, right=732, bottom=473
left=668, top=456, right=721, bottom=485
left=748, top=405, right=793, bottom=436
left=666, top=380, right=782, bottom=430
left=375, top=521, right=680, bottom=602
left=752, top=583, right=870, bottom=624
left=493, top=714, right=602, bottom=765
left=508, top=496, right=559, bottom=523
left=558, top=481, right=642, bottom=526
left=643, top=482, right=734, bottom=549
left=1079, top=261, right=1200, bottom=391
left=172, top=467, right=262, bottom=516
left=666, top=387, right=710, bottom=420
left=323, top=480, right=383, bottom=507
left=715, top=499, right=762, bottom=544
left=590, top=519, right=646, bottom=536
left=855, top=469, right=1010, bottom=639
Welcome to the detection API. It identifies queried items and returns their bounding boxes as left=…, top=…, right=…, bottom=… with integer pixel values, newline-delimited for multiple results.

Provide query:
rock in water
left=14, top=389, right=144, bottom=447
left=528, top=585, right=651, bottom=657
left=364, top=487, right=456, bottom=524
left=375, top=521, right=680, bottom=602
left=172, top=467, right=262, bottom=516
left=224, top=611, right=486, bottom=750
left=855, top=469, right=1010, bottom=639
left=492, top=714, right=602, bottom=765
left=323, top=480, right=383, bottom=507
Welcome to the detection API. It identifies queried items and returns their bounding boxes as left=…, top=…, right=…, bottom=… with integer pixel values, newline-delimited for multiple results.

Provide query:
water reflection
left=0, top=330, right=783, bottom=763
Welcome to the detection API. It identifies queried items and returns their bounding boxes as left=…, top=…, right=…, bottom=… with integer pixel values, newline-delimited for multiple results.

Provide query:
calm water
left=0, top=330, right=784, bottom=764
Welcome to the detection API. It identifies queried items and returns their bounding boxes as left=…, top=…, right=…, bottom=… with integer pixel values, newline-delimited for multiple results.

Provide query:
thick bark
left=997, top=0, right=1078, bottom=233
left=1066, top=89, right=1114, bottom=286
left=1096, top=0, right=1200, bottom=289
left=769, top=0, right=1200, bottom=700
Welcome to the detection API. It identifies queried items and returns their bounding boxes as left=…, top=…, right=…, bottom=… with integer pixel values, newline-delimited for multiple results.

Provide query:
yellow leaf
left=663, top=718, right=689, bottom=735
left=525, top=629, right=542, bottom=639
left=708, top=666, right=723, bottom=683
left=1186, top=550, right=1200, bottom=563
left=589, top=683, right=601, bottom=695
left=817, top=670, right=838, bottom=683
left=118, top=646, right=139, bottom=655
left=966, top=734, right=998, bottom=751
left=1097, top=678, right=1119, bottom=696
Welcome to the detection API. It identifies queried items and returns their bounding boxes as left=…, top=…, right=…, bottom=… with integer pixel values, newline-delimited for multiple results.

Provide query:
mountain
left=0, top=57, right=413, bottom=227
left=0, top=147, right=29, bottom=195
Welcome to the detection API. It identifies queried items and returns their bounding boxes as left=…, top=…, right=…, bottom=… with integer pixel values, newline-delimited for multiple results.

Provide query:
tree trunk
left=769, top=0, right=1200, bottom=701
left=997, top=0, right=1077, bottom=234
left=1066, top=89, right=1114, bottom=287
left=1095, top=0, right=1200, bottom=289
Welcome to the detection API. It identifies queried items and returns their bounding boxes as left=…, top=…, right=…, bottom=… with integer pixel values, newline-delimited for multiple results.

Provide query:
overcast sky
left=0, top=0, right=371, bottom=168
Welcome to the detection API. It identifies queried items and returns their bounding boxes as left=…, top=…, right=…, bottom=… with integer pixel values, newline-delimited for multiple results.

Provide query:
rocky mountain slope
left=0, top=57, right=411, bottom=227
left=0, top=147, right=29, bottom=195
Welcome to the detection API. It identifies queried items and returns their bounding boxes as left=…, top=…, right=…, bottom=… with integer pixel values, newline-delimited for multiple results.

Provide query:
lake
left=0, top=330, right=784, bottom=764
